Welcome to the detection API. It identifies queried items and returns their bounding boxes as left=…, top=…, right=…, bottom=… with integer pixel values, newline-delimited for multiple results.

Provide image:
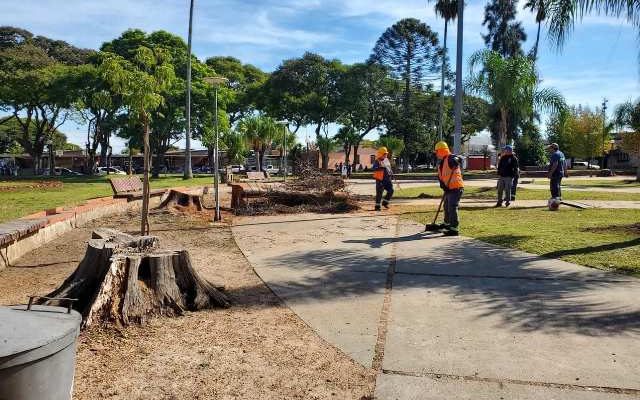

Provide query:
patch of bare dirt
left=582, top=223, right=640, bottom=235
left=0, top=210, right=374, bottom=399
left=0, top=180, right=63, bottom=192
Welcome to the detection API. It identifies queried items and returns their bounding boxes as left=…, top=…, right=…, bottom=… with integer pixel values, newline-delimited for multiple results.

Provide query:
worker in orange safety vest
left=372, top=146, right=394, bottom=211
left=435, top=141, right=464, bottom=236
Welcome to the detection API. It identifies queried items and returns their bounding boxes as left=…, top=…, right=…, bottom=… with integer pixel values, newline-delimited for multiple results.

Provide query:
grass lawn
left=403, top=207, right=640, bottom=275
left=0, top=174, right=216, bottom=223
left=394, top=185, right=640, bottom=201
left=560, top=178, right=640, bottom=188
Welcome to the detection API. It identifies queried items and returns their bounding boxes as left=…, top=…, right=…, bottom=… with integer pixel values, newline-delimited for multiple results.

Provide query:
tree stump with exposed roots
left=39, top=228, right=229, bottom=328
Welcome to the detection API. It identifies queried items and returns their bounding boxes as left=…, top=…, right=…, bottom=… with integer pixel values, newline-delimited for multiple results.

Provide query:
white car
left=229, top=165, right=246, bottom=173
left=265, top=165, right=280, bottom=174
left=572, top=161, right=600, bottom=170
left=97, top=166, right=126, bottom=175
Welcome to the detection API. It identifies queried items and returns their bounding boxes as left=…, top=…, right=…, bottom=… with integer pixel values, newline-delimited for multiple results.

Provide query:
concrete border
left=0, top=196, right=163, bottom=271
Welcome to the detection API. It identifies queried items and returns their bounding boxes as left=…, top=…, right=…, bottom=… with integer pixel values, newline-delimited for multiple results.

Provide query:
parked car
left=265, top=165, right=280, bottom=174
left=43, top=167, right=84, bottom=176
left=230, top=165, right=246, bottom=173
left=97, top=166, right=126, bottom=175
left=572, top=161, right=600, bottom=170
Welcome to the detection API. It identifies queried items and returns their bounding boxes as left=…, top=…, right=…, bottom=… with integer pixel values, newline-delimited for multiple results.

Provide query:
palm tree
left=334, top=126, right=360, bottom=165
left=544, top=0, right=639, bottom=47
left=316, top=135, right=336, bottom=170
left=239, top=115, right=278, bottom=172
left=524, top=0, right=547, bottom=62
left=221, top=129, right=247, bottom=165
left=614, top=99, right=640, bottom=180
left=432, top=0, right=458, bottom=140
left=467, top=50, right=565, bottom=149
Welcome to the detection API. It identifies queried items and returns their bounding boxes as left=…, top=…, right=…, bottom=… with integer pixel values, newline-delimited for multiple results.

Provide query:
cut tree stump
left=38, top=228, right=229, bottom=328
left=158, top=189, right=204, bottom=212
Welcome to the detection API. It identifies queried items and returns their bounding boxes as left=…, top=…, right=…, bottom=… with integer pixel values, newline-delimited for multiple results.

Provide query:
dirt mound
left=0, top=180, right=63, bottom=192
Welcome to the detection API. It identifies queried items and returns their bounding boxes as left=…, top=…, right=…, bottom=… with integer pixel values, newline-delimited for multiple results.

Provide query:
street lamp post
left=602, top=98, right=608, bottom=169
left=184, top=0, right=195, bottom=180
left=204, top=76, right=228, bottom=222
left=453, top=0, right=464, bottom=155
left=276, top=120, right=289, bottom=182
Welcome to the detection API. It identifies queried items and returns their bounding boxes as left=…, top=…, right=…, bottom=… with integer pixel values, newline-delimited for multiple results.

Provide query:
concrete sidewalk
left=232, top=213, right=640, bottom=399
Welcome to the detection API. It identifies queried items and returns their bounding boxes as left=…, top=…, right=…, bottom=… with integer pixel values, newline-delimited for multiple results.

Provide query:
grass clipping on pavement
left=404, top=207, right=640, bottom=275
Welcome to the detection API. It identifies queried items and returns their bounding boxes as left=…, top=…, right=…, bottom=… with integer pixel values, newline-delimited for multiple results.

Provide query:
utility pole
left=183, top=0, right=195, bottom=179
left=453, top=0, right=464, bottom=155
left=602, top=98, right=608, bottom=169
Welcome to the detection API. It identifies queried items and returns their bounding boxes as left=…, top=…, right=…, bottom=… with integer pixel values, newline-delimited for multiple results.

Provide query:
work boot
left=505, top=201, right=511, bottom=207
left=494, top=202, right=502, bottom=208
left=442, top=228, right=459, bottom=236
left=382, top=200, right=390, bottom=209
left=374, top=205, right=381, bottom=211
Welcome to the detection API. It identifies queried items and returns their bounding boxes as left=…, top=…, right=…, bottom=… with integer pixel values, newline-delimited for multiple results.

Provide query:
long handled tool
left=424, top=172, right=454, bottom=232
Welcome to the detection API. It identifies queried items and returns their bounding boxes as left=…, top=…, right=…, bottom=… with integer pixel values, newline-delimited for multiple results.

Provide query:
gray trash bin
left=0, top=304, right=82, bottom=400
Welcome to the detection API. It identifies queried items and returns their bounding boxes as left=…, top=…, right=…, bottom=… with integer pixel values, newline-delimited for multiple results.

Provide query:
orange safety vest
left=372, top=158, right=385, bottom=181
left=439, top=155, right=464, bottom=189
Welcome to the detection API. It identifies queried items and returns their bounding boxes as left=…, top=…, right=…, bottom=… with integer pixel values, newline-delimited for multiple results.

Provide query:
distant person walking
left=547, top=143, right=568, bottom=199
left=372, top=147, right=394, bottom=211
left=495, top=145, right=519, bottom=207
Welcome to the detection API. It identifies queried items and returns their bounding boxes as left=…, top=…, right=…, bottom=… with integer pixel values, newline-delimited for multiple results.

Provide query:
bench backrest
left=109, top=176, right=143, bottom=195
left=246, top=171, right=267, bottom=180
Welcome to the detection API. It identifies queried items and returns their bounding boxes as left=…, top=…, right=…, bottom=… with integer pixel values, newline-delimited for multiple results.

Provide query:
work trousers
left=375, top=179, right=394, bottom=205
left=550, top=176, right=563, bottom=199
left=497, top=176, right=513, bottom=203
left=511, top=175, right=519, bottom=199
left=443, top=188, right=463, bottom=230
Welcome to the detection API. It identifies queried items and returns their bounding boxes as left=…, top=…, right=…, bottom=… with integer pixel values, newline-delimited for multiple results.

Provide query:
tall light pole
left=183, top=0, right=195, bottom=180
left=276, top=120, right=289, bottom=182
left=453, top=0, right=464, bottom=155
left=602, top=98, right=608, bottom=169
left=204, top=76, right=228, bottom=222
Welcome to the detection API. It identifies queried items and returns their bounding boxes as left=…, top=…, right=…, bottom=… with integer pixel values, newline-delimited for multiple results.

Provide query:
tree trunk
left=142, top=116, right=151, bottom=236
left=257, top=150, right=263, bottom=172
left=321, top=151, right=329, bottom=171
left=38, top=228, right=229, bottom=328
left=533, top=21, right=541, bottom=62
left=352, top=142, right=360, bottom=169
left=438, top=20, right=448, bottom=141
left=499, top=107, right=508, bottom=150
left=153, top=150, right=166, bottom=179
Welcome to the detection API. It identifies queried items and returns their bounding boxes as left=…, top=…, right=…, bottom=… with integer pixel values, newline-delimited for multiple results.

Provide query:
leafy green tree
left=0, top=26, right=92, bottom=64
left=205, top=56, right=267, bottom=125
left=482, top=0, right=527, bottom=58
left=221, top=129, right=248, bottom=165
left=467, top=50, right=565, bottom=149
left=431, top=0, right=458, bottom=140
left=258, top=52, right=344, bottom=137
left=369, top=18, right=442, bottom=171
left=515, top=122, right=547, bottom=166
left=335, top=63, right=388, bottom=168
left=99, top=47, right=175, bottom=234
left=614, top=99, right=640, bottom=180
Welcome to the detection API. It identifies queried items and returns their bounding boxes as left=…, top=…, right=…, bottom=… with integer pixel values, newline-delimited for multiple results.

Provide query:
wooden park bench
left=109, top=176, right=166, bottom=201
left=230, top=182, right=270, bottom=211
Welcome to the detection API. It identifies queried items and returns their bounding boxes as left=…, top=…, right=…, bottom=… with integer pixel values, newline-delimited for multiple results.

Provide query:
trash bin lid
left=0, top=305, right=82, bottom=368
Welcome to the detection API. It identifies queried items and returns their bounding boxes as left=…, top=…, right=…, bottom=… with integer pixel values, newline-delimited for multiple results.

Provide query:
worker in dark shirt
left=495, top=145, right=519, bottom=207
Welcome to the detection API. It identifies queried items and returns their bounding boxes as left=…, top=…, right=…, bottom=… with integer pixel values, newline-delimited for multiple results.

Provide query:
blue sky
left=3, top=0, right=638, bottom=151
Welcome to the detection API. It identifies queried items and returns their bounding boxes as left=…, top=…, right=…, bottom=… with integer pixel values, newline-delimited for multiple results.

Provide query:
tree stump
left=39, top=228, right=229, bottom=328
left=158, top=189, right=204, bottom=212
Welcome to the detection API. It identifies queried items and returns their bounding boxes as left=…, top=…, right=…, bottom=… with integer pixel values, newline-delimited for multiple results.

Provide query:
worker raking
left=425, top=141, right=464, bottom=236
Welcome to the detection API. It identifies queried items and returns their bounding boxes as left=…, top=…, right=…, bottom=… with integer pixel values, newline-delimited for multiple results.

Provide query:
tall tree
left=614, top=99, right=640, bottom=180
left=333, top=125, right=359, bottom=166
left=467, top=50, right=565, bottom=149
left=239, top=115, right=278, bottom=172
left=369, top=18, right=442, bottom=171
left=205, top=56, right=268, bottom=125
left=524, top=0, right=547, bottom=61
left=258, top=52, right=344, bottom=136
left=99, top=47, right=175, bottom=234
left=482, top=0, right=527, bottom=58
left=432, top=0, right=458, bottom=140
left=335, top=63, right=388, bottom=168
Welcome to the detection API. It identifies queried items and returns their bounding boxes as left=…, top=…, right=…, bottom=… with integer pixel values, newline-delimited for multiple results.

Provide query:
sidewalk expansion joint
left=371, top=219, right=398, bottom=372
left=381, top=369, right=640, bottom=395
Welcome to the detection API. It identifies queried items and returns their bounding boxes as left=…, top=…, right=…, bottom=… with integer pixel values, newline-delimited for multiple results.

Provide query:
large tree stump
left=158, top=189, right=204, bottom=212
left=39, top=228, right=229, bottom=328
